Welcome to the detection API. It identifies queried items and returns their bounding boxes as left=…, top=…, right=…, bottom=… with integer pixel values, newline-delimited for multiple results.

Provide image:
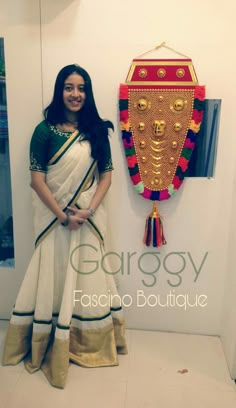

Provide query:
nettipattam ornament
left=119, top=43, right=205, bottom=247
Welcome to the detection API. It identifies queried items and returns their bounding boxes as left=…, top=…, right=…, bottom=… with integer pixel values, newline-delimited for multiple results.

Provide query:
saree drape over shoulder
left=2, top=128, right=127, bottom=388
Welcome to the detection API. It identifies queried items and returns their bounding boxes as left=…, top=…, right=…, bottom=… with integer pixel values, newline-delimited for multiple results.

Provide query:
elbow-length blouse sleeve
left=29, top=121, right=49, bottom=173
left=97, top=139, right=114, bottom=173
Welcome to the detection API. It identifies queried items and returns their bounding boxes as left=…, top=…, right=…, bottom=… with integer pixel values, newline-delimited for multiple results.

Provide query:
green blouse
left=29, top=120, right=114, bottom=174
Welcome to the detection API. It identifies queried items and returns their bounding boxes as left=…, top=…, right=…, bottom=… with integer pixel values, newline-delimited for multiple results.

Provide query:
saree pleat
left=2, top=135, right=127, bottom=388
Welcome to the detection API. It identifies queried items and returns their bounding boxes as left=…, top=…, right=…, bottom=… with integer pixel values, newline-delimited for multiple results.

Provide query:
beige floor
left=0, top=320, right=236, bottom=408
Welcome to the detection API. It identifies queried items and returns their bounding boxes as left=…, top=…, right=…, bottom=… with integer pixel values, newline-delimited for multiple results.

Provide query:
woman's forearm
left=30, top=171, right=67, bottom=223
left=88, top=171, right=112, bottom=212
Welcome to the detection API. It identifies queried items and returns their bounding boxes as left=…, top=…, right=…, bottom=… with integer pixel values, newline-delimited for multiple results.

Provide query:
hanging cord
left=136, top=41, right=190, bottom=59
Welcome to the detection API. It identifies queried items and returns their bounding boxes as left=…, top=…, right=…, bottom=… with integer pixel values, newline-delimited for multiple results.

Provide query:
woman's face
left=63, top=73, right=86, bottom=113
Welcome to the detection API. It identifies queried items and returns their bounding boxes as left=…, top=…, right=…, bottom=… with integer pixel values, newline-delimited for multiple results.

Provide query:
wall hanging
left=119, top=42, right=205, bottom=247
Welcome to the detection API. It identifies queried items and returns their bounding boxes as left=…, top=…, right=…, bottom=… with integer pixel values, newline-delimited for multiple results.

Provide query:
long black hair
left=44, top=64, right=114, bottom=162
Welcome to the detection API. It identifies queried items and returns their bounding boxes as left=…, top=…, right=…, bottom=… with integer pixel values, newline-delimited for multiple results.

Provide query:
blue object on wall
left=186, top=99, right=221, bottom=177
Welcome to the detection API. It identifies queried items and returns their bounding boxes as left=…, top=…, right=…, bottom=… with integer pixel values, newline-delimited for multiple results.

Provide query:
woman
left=2, top=64, right=127, bottom=388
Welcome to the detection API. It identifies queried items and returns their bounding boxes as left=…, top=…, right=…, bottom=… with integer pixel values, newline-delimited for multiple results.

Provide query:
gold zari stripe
left=48, top=129, right=79, bottom=165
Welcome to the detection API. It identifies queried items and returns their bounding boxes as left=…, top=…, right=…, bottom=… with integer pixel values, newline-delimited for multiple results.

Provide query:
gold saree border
left=69, top=323, right=118, bottom=367
left=75, top=203, right=104, bottom=246
left=2, top=322, right=32, bottom=365
left=41, top=337, right=69, bottom=389
left=68, top=161, right=97, bottom=208
left=2, top=315, right=127, bottom=388
left=113, top=318, right=128, bottom=354
left=24, top=331, right=51, bottom=373
left=48, top=129, right=80, bottom=166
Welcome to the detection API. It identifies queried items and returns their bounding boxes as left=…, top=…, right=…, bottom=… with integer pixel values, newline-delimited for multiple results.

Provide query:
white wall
left=0, top=0, right=42, bottom=316
left=221, top=167, right=236, bottom=378
left=40, top=0, right=236, bottom=334
left=1, top=0, right=236, bottom=347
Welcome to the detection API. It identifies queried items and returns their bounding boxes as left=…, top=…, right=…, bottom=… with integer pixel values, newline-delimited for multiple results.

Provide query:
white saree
left=2, top=131, right=127, bottom=388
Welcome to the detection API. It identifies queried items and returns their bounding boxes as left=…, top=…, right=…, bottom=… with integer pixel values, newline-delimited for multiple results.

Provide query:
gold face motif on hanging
left=152, top=120, right=166, bottom=137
